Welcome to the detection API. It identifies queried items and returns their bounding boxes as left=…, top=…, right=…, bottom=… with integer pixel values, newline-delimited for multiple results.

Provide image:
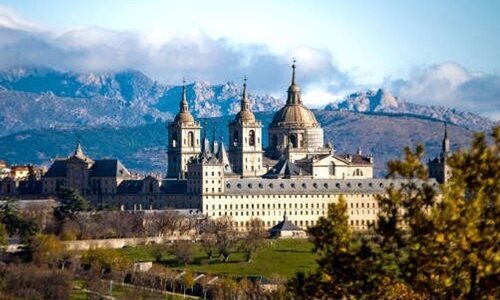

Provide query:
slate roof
left=270, top=215, right=302, bottom=232
left=336, top=153, right=372, bottom=165
left=117, top=180, right=144, bottom=194
left=160, top=180, right=187, bottom=193
left=44, top=160, right=67, bottom=177
left=224, top=178, right=439, bottom=195
left=90, top=159, right=130, bottom=177
left=263, top=158, right=311, bottom=178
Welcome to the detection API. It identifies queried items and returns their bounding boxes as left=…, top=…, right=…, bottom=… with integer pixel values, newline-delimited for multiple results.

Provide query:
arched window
left=187, top=131, right=194, bottom=147
left=249, top=130, right=255, bottom=146
left=233, top=130, right=239, bottom=146
left=172, top=132, right=178, bottom=147
left=329, top=162, right=335, bottom=175
left=289, top=134, right=297, bottom=148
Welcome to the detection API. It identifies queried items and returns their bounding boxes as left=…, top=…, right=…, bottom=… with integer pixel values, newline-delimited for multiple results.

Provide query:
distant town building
left=0, top=160, right=10, bottom=179
left=0, top=63, right=448, bottom=232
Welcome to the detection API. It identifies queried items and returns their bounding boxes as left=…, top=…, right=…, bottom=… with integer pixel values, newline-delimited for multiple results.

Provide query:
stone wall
left=62, top=236, right=192, bottom=251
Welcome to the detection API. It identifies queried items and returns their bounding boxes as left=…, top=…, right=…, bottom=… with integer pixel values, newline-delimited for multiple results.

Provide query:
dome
left=235, top=110, right=256, bottom=123
left=270, top=103, right=319, bottom=127
left=173, top=83, right=195, bottom=124
left=174, top=111, right=195, bottom=123
left=270, top=62, right=319, bottom=128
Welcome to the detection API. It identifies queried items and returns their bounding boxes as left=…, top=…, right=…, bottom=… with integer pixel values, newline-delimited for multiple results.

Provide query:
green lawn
left=116, top=239, right=317, bottom=279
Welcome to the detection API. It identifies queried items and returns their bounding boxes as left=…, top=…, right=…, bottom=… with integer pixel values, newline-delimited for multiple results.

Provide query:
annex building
left=0, top=64, right=448, bottom=231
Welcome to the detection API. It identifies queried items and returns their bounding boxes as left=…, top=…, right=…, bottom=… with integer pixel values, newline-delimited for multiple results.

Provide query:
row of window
left=226, top=181, right=398, bottom=190
left=210, top=209, right=326, bottom=217
left=207, top=202, right=329, bottom=210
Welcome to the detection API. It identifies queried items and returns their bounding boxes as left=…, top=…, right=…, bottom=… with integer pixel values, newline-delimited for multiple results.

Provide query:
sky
left=0, top=0, right=499, bottom=119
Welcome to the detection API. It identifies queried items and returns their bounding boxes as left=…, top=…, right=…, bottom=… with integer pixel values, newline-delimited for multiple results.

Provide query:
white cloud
left=0, top=10, right=351, bottom=101
left=386, top=62, right=500, bottom=120
left=0, top=6, right=498, bottom=120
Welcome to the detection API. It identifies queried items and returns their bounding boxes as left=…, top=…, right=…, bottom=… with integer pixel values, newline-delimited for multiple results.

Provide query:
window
left=233, top=130, right=239, bottom=146
left=172, top=132, right=178, bottom=147
left=249, top=130, right=255, bottom=146
left=188, top=131, right=194, bottom=147
left=289, top=134, right=297, bottom=148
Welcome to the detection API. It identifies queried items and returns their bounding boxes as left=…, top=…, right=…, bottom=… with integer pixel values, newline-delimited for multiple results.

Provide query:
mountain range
left=0, top=67, right=283, bottom=137
left=0, top=67, right=496, bottom=176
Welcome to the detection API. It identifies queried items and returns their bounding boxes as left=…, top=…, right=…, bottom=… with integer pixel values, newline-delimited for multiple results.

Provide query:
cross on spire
left=291, top=58, right=297, bottom=85
left=241, top=76, right=250, bottom=111
left=180, top=77, right=188, bottom=112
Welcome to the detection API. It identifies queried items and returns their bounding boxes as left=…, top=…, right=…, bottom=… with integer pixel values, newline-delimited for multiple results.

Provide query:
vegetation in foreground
left=0, top=126, right=498, bottom=299
left=287, top=127, right=500, bottom=299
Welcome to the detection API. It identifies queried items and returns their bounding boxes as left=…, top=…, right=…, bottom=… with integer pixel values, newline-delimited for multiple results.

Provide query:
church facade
left=0, top=64, right=448, bottom=231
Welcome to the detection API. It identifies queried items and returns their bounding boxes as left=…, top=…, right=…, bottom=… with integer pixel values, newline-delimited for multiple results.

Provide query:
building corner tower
left=167, top=82, right=201, bottom=179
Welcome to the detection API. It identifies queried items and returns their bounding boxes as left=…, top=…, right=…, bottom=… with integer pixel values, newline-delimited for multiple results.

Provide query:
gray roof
left=263, top=158, right=311, bottom=178
left=90, top=159, right=130, bottom=177
left=117, top=180, right=144, bottom=194
left=160, top=180, right=187, bottom=193
left=270, top=215, right=303, bottom=232
left=223, top=178, right=439, bottom=195
left=335, top=153, right=372, bottom=165
left=44, top=160, right=67, bottom=177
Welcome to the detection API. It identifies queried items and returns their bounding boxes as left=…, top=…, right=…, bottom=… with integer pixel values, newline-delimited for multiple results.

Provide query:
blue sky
left=0, top=0, right=499, bottom=118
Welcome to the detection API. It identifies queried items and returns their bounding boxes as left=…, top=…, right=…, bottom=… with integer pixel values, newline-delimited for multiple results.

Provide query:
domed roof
left=235, top=110, right=256, bottom=123
left=270, top=62, right=319, bottom=128
left=270, top=103, right=318, bottom=127
left=174, top=111, right=195, bottom=123
left=173, top=83, right=195, bottom=124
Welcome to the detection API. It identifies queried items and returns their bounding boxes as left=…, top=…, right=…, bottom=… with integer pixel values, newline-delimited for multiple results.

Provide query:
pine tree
left=287, top=126, right=500, bottom=299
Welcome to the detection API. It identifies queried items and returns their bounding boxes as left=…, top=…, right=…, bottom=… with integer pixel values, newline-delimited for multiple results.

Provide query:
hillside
left=0, top=111, right=476, bottom=176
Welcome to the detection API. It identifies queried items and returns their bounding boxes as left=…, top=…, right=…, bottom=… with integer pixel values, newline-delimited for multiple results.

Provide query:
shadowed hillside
left=0, top=111, right=478, bottom=176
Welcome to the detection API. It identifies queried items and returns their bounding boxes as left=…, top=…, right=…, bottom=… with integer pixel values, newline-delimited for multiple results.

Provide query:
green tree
left=182, top=269, right=195, bottom=296
left=239, top=218, right=269, bottom=262
left=29, top=234, right=64, bottom=267
left=287, top=127, right=500, bottom=299
left=0, top=223, right=7, bottom=245
left=0, top=198, right=38, bottom=243
left=53, top=188, right=90, bottom=221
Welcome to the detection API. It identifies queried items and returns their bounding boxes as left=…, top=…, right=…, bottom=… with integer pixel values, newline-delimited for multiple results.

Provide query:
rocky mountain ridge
left=325, top=89, right=495, bottom=131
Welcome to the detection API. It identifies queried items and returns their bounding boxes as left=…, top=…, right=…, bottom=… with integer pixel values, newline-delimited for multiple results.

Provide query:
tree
left=182, top=269, right=195, bottom=297
left=171, top=240, right=194, bottom=266
left=214, top=217, right=237, bottom=262
left=239, top=218, right=269, bottom=262
left=287, top=126, right=500, bottom=299
left=0, top=223, right=7, bottom=245
left=53, top=188, right=90, bottom=221
left=199, top=218, right=217, bottom=260
left=0, top=198, right=39, bottom=243
left=29, top=234, right=64, bottom=267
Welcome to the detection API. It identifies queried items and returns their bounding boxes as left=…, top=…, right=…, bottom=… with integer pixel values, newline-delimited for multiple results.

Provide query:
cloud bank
left=0, top=6, right=498, bottom=119
left=386, top=62, right=500, bottom=120
left=0, top=7, right=351, bottom=101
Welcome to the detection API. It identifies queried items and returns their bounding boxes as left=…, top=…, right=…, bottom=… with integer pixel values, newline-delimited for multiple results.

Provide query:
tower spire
left=442, top=122, right=450, bottom=157
left=241, top=76, right=250, bottom=111
left=286, top=59, right=301, bottom=105
left=180, top=78, right=188, bottom=113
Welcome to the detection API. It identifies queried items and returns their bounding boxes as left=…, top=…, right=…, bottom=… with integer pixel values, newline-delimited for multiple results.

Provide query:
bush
left=0, top=264, right=74, bottom=300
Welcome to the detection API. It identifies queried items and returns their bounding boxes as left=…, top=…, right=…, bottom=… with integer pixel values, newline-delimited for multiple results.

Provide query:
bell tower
left=167, top=81, right=202, bottom=178
left=228, top=78, right=263, bottom=177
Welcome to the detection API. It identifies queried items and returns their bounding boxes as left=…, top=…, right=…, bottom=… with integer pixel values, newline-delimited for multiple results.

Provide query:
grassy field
left=116, top=239, right=317, bottom=279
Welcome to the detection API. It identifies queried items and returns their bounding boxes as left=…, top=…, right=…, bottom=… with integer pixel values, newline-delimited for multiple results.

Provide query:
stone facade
left=0, top=64, right=449, bottom=233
